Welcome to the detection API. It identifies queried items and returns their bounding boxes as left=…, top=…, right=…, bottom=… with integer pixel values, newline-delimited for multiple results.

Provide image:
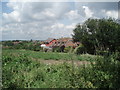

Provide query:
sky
left=1, top=0, right=119, bottom=40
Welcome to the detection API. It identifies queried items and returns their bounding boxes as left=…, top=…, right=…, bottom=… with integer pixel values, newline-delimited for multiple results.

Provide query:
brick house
left=52, top=37, right=80, bottom=48
left=44, top=38, right=57, bottom=48
left=43, top=37, right=80, bottom=48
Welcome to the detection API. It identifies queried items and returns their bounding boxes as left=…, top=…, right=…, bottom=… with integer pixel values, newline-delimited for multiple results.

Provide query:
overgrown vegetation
left=2, top=50, right=120, bottom=88
left=2, top=49, right=97, bottom=61
left=2, top=40, right=42, bottom=51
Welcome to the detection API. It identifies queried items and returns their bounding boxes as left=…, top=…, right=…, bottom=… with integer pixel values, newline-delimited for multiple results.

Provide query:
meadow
left=3, top=49, right=98, bottom=61
left=2, top=49, right=120, bottom=88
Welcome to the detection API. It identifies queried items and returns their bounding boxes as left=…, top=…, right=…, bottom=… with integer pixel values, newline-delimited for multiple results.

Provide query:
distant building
left=42, top=37, right=80, bottom=48
left=13, top=41, right=21, bottom=45
left=41, top=38, right=56, bottom=49
left=45, top=39, right=57, bottom=48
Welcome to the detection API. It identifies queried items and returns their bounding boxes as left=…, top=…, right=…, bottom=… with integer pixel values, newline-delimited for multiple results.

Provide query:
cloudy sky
left=1, top=0, right=119, bottom=40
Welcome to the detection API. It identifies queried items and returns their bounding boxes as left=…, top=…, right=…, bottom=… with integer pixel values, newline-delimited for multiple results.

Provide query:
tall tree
left=72, top=18, right=120, bottom=54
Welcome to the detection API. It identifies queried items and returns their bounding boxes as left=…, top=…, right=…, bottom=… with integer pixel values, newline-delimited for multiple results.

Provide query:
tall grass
left=2, top=50, right=120, bottom=88
left=2, top=49, right=98, bottom=61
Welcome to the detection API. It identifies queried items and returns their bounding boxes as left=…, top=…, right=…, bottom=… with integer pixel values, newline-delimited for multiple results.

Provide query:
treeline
left=2, top=40, right=74, bottom=53
left=73, top=18, right=120, bottom=55
left=2, top=40, right=41, bottom=51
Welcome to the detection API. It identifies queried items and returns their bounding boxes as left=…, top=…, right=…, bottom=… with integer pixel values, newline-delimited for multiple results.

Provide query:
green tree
left=3, top=41, right=14, bottom=46
left=72, top=18, right=120, bottom=54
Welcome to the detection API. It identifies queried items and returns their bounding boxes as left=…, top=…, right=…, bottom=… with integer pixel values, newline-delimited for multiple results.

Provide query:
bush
left=2, top=49, right=120, bottom=88
left=74, top=44, right=86, bottom=54
left=64, top=47, right=73, bottom=53
left=96, top=50, right=110, bottom=56
left=88, top=53, right=120, bottom=88
left=52, top=47, right=61, bottom=52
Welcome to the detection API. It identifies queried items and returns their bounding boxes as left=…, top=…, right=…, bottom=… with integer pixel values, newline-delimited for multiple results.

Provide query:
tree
left=3, top=41, right=14, bottom=46
left=72, top=18, right=120, bottom=54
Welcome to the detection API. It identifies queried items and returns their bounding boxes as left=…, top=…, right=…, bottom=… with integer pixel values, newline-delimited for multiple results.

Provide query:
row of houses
left=41, top=37, right=80, bottom=49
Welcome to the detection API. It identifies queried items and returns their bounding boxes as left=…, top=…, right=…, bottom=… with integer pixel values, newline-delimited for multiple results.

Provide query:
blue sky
left=1, top=1, right=119, bottom=40
left=2, top=2, right=13, bottom=13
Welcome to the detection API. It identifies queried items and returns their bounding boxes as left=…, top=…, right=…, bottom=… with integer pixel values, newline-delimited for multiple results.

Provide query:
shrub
left=2, top=49, right=120, bottom=88
left=52, top=47, right=61, bottom=52
left=88, top=53, right=120, bottom=88
left=96, top=50, right=110, bottom=56
left=74, top=44, right=86, bottom=54
left=64, top=47, right=72, bottom=53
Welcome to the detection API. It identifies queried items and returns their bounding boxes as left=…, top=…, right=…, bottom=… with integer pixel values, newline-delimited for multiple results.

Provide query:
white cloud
left=65, top=10, right=81, bottom=20
left=66, top=23, right=76, bottom=29
left=83, top=6, right=93, bottom=18
left=3, top=11, right=21, bottom=23
left=51, top=23, right=64, bottom=29
left=106, top=10, right=118, bottom=19
left=49, top=23, right=75, bottom=39
left=3, top=2, right=53, bottom=24
left=101, top=9, right=118, bottom=19
left=32, top=9, right=56, bottom=20
left=3, top=2, right=72, bottom=24
left=2, top=2, right=118, bottom=40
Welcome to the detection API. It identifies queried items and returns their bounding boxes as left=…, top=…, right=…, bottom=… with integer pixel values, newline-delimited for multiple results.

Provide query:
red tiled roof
left=46, top=39, right=57, bottom=47
left=45, top=38, right=55, bottom=43
left=44, top=37, right=80, bottom=48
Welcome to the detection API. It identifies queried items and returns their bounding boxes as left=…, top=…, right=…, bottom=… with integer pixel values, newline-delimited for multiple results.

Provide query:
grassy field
left=2, top=49, right=98, bottom=61
left=2, top=49, right=120, bottom=88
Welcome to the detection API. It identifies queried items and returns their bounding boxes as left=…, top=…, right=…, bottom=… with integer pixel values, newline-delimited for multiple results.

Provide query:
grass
left=2, top=49, right=120, bottom=88
left=2, top=49, right=98, bottom=61
left=2, top=52, right=84, bottom=88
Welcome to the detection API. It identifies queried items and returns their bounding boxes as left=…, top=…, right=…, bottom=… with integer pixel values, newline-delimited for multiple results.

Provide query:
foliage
left=96, top=50, right=110, bottom=56
left=74, top=44, right=86, bottom=54
left=2, top=49, right=120, bottom=88
left=2, top=49, right=97, bottom=61
left=88, top=53, right=120, bottom=88
left=2, top=40, right=41, bottom=51
left=72, top=18, right=120, bottom=54
left=52, top=46, right=65, bottom=53
left=64, top=46, right=73, bottom=53
left=2, top=41, right=14, bottom=46
left=52, top=47, right=61, bottom=52
left=77, top=54, right=99, bottom=61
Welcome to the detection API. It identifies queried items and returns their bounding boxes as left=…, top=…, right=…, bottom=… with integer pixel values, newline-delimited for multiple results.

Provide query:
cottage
left=42, top=37, right=80, bottom=52
left=53, top=37, right=79, bottom=48
left=45, top=39, right=57, bottom=48
left=41, top=38, right=56, bottom=52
